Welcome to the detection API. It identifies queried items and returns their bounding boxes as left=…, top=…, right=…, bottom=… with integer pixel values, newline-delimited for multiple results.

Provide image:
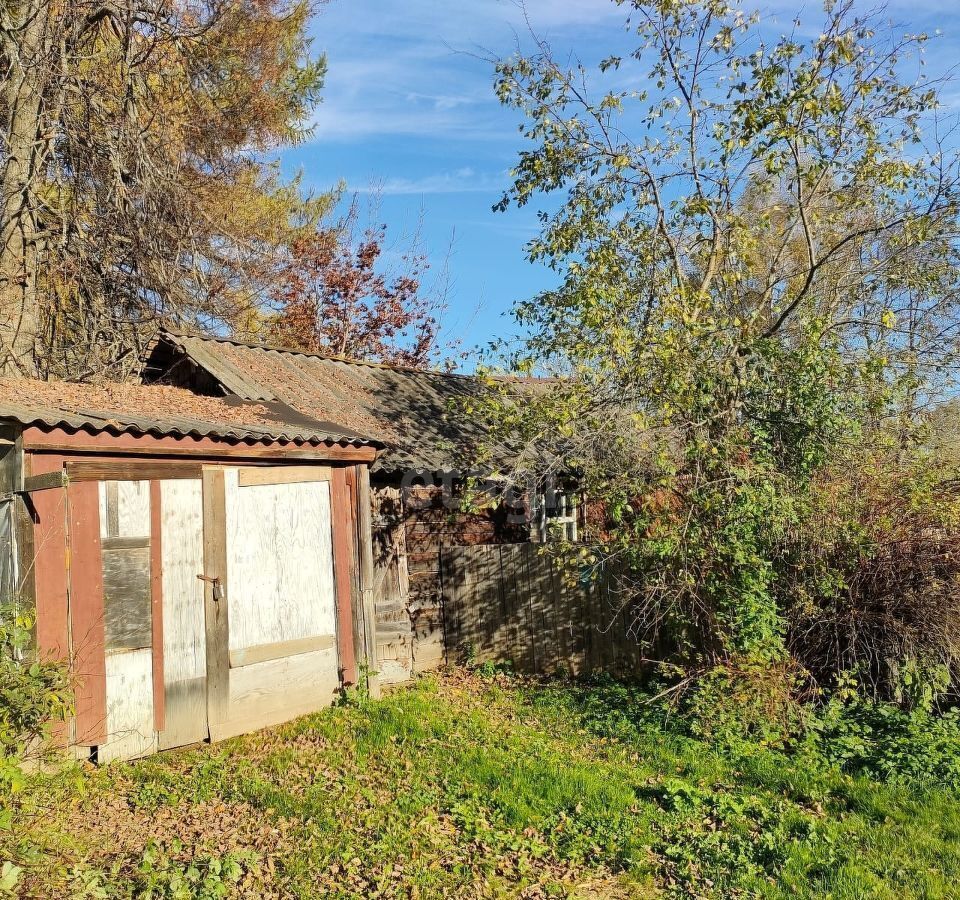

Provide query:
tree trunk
left=0, top=0, right=52, bottom=376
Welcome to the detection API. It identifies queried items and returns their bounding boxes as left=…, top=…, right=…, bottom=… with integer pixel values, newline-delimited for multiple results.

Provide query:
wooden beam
left=22, top=427, right=377, bottom=463
left=344, top=467, right=365, bottom=675
left=22, top=470, right=68, bottom=493
left=101, top=536, right=151, bottom=551
left=330, top=468, right=358, bottom=686
left=66, top=461, right=202, bottom=482
left=201, top=467, right=230, bottom=733
left=356, top=466, right=380, bottom=698
left=237, top=465, right=331, bottom=487
left=150, top=480, right=165, bottom=733
left=229, top=634, right=335, bottom=668
left=66, top=481, right=107, bottom=746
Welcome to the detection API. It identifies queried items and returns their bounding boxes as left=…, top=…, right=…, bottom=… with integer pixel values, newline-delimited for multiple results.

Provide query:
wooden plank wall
left=370, top=487, right=412, bottom=684
left=16, top=453, right=367, bottom=761
left=400, top=485, right=529, bottom=674
left=441, top=544, right=646, bottom=676
left=30, top=456, right=70, bottom=665
left=68, top=482, right=107, bottom=745
left=211, top=467, right=341, bottom=740
left=97, top=479, right=158, bottom=762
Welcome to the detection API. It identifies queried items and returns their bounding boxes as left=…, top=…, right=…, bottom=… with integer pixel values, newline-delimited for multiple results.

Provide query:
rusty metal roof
left=143, top=332, right=489, bottom=473
left=0, top=377, right=381, bottom=448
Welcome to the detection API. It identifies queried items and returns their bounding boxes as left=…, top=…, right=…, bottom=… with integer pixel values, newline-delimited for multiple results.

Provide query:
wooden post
left=330, top=467, right=358, bottom=687
left=343, top=468, right=364, bottom=674
left=356, top=466, right=380, bottom=699
left=201, top=467, right=229, bottom=735
left=66, top=480, right=107, bottom=746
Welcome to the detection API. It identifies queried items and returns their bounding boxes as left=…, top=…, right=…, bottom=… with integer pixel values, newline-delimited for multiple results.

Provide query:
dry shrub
left=785, top=452, right=960, bottom=701
left=680, top=656, right=815, bottom=746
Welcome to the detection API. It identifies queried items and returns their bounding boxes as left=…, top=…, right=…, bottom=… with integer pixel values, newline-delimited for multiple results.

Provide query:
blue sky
left=280, top=0, right=960, bottom=361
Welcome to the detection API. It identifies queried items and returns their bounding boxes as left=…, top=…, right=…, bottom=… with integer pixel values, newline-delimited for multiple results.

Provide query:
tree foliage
left=477, top=0, right=960, bottom=678
left=0, top=0, right=330, bottom=378
left=267, top=201, right=453, bottom=367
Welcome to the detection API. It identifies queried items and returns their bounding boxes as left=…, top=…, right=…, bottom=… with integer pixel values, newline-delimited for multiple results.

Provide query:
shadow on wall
left=440, top=544, right=652, bottom=677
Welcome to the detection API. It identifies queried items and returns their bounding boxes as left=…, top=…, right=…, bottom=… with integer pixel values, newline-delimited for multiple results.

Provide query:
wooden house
left=140, top=332, right=577, bottom=683
left=0, top=378, right=382, bottom=762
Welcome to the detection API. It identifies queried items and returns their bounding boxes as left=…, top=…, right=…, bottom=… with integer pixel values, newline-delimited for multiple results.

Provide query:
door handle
left=197, top=574, right=225, bottom=601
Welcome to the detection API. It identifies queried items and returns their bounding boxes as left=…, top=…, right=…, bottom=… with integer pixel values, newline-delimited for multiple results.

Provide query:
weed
left=3, top=671, right=960, bottom=899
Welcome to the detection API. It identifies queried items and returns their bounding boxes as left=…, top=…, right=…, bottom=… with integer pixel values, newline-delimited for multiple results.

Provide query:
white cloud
left=349, top=168, right=506, bottom=195
left=306, top=0, right=960, bottom=143
left=307, top=0, right=627, bottom=143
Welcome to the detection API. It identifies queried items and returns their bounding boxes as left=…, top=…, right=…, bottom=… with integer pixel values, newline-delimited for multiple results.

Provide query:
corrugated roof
left=143, top=332, right=490, bottom=473
left=0, top=377, right=380, bottom=448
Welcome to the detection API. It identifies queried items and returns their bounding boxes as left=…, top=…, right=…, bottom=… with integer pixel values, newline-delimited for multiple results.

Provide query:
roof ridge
left=162, top=330, right=474, bottom=381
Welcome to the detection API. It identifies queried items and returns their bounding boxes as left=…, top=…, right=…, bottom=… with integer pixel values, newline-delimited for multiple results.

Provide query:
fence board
left=440, top=545, right=641, bottom=676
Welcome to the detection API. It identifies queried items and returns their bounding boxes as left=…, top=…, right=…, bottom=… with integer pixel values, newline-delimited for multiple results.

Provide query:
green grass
left=3, top=670, right=960, bottom=898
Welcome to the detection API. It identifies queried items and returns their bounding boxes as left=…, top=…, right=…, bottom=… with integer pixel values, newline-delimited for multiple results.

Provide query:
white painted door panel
left=99, top=481, right=157, bottom=762
left=158, top=479, right=207, bottom=750
left=224, top=469, right=337, bottom=651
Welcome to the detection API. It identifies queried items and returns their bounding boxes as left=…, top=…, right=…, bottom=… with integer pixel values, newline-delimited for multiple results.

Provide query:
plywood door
left=157, top=479, right=207, bottom=750
left=207, top=467, right=340, bottom=739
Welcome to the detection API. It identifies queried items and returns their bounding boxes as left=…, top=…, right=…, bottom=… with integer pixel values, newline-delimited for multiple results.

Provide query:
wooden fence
left=440, top=544, right=646, bottom=675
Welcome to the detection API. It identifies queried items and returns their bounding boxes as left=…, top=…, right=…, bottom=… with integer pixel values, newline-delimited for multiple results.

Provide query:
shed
left=0, top=377, right=382, bottom=762
left=142, top=332, right=581, bottom=682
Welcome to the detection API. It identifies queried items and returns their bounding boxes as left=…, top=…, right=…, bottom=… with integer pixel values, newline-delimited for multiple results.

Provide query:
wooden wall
left=18, top=438, right=375, bottom=761
left=157, top=479, right=206, bottom=751
left=213, top=467, right=341, bottom=738
left=370, top=487, right=412, bottom=683
left=224, top=470, right=336, bottom=652
left=371, top=483, right=529, bottom=680
left=97, top=478, right=155, bottom=761
left=441, top=544, right=647, bottom=676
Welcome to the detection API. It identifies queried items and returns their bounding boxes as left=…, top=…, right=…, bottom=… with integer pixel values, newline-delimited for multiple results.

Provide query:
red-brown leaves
left=268, top=218, right=449, bottom=367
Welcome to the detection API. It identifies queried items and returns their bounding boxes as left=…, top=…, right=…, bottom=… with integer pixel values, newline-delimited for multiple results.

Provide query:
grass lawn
left=3, top=669, right=960, bottom=898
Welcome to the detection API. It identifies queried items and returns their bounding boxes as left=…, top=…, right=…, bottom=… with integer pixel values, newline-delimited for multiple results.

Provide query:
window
left=533, top=489, right=580, bottom=542
left=100, top=480, right=153, bottom=651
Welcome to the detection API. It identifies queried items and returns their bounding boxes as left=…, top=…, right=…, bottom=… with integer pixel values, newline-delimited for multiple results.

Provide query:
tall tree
left=0, top=0, right=329, bottom=378
left=477, top=0, right=960, bottom=670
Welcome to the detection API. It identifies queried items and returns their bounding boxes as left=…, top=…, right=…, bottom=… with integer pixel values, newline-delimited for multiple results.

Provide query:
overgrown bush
left=667, top=657, right=960, bottom=785
left=679, top=657, right=813, bottom=749
left=540, top=665, right=960, bottom=788
left=473, top=0, right=960, bottom=713
left=785, top=447, right=960, bottom=701
left=0, top=608, right=72, bottom=795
